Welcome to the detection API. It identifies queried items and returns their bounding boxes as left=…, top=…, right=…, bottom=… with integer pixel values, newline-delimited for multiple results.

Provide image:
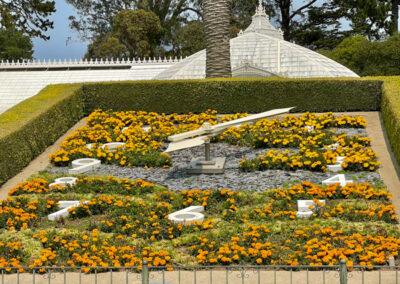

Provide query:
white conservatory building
left=156, top=3, right=359, bottom=80
left=0, top=2, right=358, bottom=114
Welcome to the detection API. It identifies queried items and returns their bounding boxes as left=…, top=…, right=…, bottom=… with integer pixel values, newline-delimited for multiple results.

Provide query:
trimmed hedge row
left=82, top=79, right=382, bottom=114
left=0, top=78, right=387, bottom=186
left=381, top=77, right=400, bottom=169
left=0, top=84, right=84, bottom=185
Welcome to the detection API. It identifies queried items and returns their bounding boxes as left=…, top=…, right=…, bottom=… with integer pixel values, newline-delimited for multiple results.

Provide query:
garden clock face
left=2, top=109, right=391, bottom=271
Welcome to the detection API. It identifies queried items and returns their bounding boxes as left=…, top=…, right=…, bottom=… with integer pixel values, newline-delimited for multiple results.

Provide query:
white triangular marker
left=322, top=174, right=353, bottom=187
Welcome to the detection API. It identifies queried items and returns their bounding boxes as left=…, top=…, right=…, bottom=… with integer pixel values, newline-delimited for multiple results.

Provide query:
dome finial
left=256, top=0, right=266, bottom=15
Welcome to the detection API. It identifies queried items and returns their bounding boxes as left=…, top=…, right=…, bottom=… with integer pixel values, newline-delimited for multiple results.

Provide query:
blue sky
left=33, top=0, right=88, bottom=60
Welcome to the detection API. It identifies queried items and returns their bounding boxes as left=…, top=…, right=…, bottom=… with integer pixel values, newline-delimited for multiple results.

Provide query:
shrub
left=0, top=84, right=84, bottom=185
left=320, top=35, right=400, bottom=76
left=82, top=78, right=382, bottom=114
left=381, top=77, right=400, bottom=168
left=0, top=78, right=386, bottom=186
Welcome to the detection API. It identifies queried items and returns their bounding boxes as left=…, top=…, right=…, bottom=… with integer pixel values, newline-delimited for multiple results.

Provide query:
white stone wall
left=0, top=60, right=179, bottom=114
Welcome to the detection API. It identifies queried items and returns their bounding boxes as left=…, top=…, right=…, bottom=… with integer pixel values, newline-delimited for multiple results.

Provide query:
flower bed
left=0, top=111, right=393, bottom=271
left=0, top=175, right=398, bottom=269
left=49, top=110, right=380, bottom=173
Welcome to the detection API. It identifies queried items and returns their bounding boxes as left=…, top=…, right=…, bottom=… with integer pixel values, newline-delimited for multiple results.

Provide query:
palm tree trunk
left=392, top=0, right=399, bottom=34
left=203, top=0, right=232, bottom=78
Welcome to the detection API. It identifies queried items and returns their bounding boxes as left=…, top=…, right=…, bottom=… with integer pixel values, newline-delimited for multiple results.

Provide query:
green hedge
left=0, top=84, right=84, bottom=185
left=381, top=77, right=400, bottom=168
left=0, top=78, right=387, bottom=186
left=82, top=78, right=382, bottom=114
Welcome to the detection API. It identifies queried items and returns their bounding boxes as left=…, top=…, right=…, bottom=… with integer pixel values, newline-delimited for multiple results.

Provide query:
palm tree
left=392, top=0, right=399, bottom=34
left=203, top=0, right=232, bottom=78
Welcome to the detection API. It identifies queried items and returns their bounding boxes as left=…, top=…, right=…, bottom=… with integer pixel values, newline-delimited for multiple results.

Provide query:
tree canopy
left=85, top=9, right=163, bottom=59
left=67, top=0, right=400, bottom=59
left=320, top=35, right=400, bottom=76
left=0, top=0, right=56, bottom=40
left=66, top=0, right=201, bottom=42
left=0, top=27, right=34, bottom=61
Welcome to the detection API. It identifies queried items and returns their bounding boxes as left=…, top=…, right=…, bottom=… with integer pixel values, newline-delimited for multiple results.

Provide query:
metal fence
left=1, top=259, right=399, bottom=284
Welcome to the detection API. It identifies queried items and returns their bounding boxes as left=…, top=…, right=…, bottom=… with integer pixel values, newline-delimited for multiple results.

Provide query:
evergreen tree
left=85, top=10, right=163, bottom=59
left=0, top=27, right=33, bottom=61
left=0, top=0, right=55, bottom=40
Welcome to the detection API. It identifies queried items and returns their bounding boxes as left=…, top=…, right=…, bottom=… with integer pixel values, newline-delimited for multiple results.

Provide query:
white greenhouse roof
left=156, top=3, right=359, bottom=80
left=0, top=60, right=178, bottom=114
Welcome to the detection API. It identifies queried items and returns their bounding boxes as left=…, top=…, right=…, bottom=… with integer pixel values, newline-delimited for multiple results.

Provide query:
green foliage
left=320, top=35, right=400, bottom=76
left=81, top=79, right=382, bottom=114
left=66, top=0, right=201, bottom=42
left=0, top=84, right=84, bottom=186
left=112, top=9, right=162, bottom=58
left=0, top=77, right=386, bottom=186
left=86, top=37, right=128, bottom=59
left=381, top=76, right=400, bottom=171
left=0, top=1, right=56, bottom=40
left=170, top=21, right=205, bottom=57
left=0, top=27, right=33, bottom=61
left=86, top=10, right=162, bottom=59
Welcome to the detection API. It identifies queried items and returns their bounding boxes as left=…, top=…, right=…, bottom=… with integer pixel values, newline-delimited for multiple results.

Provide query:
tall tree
left=270, top=0, right=319, bottom=41
left=66, top=0, right=201, bottom=43
left=335, top=0, right=391, bottom=40
left=85, top=9, right=163, bottom=59
left=0, top=27, right=33, bottom=60
left=170, top=20, right=205, bottom=57
left=391, top=0, right=399, bottom=34
left=320, top=35, right=400, bottom=76
left=0, top=0, right=56, bottom=40
left=204, top=0, right=231, bottom=78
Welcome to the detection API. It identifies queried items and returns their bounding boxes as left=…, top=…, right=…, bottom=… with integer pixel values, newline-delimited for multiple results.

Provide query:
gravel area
left=46, top=128, right=381, bottom=191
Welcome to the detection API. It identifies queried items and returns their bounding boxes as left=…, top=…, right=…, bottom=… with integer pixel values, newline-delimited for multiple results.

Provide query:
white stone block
left=48, top=200, right=88, bottom=221
left=296, top=211, right=313, bottom=218
left=101, top=142, right=126, bottom=152
left=48, top=207, right=71, bottom=221
left=327, top=143, right=340, bottom=150
left=327, top=164, right=342, bottom=172
left=388, top=257, right=395, bottom=267
left=58, top=200, right=83, bottom=209
left=336, top=156, right=345, bottom=163
left=55, top=177, right=78, bottom=185
left=49, top=177, right=78, bottom=189
left=142, top=126, right=151, bottom=132
left=322, top=174, right=353, bottom=187
left=68, top=158, right=101, bottom=174
left=298, top=200, right=326, bottom=212
left=168, top=206, right=205, bottom=225
left=305, top=126, right=315, bottom=132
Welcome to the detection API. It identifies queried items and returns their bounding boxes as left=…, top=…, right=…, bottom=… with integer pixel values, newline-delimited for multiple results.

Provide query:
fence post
left=142, top=260, right=149, bottom=284
left=339, top=259, right=347, bottom=284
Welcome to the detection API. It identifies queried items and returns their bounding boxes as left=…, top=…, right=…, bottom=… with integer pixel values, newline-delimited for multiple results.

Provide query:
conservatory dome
left=156, top=2, right=359, bottom=80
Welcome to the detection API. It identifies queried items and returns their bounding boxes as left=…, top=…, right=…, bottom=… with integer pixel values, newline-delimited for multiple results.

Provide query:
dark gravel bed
left=46, top=129, right=382, bottom=191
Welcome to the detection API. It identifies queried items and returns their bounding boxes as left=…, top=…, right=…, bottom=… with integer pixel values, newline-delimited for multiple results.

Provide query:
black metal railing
left=0, top=259, right=399, bottom=284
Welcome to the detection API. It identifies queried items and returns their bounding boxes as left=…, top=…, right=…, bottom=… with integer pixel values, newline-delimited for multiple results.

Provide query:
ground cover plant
left=0, top=175, right=398, bottom=270
left=49, top=110, right=380, bottom=173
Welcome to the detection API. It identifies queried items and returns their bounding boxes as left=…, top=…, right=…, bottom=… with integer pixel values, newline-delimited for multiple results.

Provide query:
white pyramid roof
left=156, top=2, right=359, bottom=80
